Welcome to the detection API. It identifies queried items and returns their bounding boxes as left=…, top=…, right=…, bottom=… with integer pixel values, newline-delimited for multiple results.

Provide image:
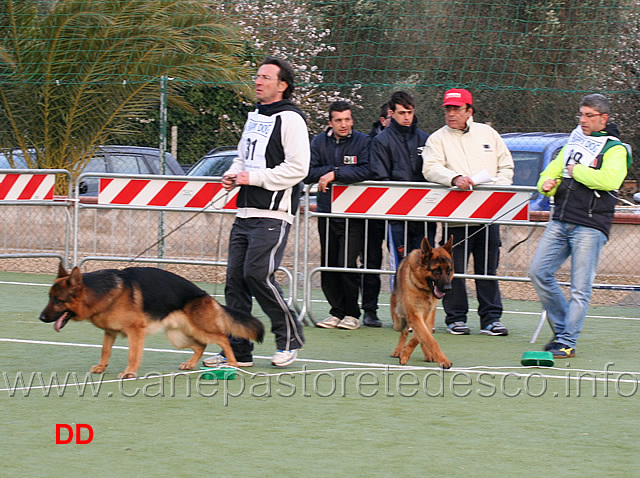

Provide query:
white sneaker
left=202, top=353, right=254, bottom=367
left=337, top=316, right=361, bottom=330
left=316, top=316, right=342, bottom=328
left=271, top=349, right=298, bottom=367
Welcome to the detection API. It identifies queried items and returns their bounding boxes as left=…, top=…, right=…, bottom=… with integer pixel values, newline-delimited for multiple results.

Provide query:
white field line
left=1, top=337, right=638, bottom=394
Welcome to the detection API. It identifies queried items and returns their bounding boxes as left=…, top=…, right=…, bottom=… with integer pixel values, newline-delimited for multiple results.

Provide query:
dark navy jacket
left=369, top=117, right=429, bottom=182
left=305, top=128, right=371, bottom=213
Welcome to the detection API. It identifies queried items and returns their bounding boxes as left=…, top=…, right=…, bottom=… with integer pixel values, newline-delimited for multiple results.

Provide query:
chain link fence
left=1, top=0, right=639, bottom=184
left=1, top=175, right=639, bottom=311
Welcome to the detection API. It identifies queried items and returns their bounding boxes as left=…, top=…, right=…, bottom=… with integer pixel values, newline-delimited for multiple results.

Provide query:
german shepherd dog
left=390, top=236, right=454, bottom=369
left=40, top=264, right=264, bottom=378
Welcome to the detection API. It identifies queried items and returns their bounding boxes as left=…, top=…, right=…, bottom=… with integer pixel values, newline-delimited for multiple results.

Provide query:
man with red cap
left=422, top=88, right=514, bottom=336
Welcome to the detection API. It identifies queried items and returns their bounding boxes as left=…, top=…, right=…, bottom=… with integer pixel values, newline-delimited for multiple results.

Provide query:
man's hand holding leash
left=541, top=178, right=558, bottom=192
left=223, top=172, right=250, bottom=191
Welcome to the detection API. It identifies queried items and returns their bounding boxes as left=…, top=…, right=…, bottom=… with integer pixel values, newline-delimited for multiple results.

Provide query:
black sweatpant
left=225, top=217, right=304, bottom=359
left=360, top=219, right=385, bottom=313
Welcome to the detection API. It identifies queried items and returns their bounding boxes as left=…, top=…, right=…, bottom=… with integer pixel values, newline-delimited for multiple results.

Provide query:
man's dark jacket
left=305, top=129, right=371, bottom=213
left=369, top=117, right=429, bottom=182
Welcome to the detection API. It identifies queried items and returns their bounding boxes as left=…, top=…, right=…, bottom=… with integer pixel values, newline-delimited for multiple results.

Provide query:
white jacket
left=422, top=117, right=513, bottom=186
left=226, top=101, right=310, bottom=224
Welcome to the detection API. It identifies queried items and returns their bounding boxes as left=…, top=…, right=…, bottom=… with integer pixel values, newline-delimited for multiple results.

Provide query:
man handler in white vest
left=530, top=93, right=629, bottom=359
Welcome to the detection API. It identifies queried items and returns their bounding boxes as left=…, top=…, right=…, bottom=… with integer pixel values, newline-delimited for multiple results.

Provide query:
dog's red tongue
left=54, top=312, right=69, bottom=332
left=433, top=287, right=446, bottom=299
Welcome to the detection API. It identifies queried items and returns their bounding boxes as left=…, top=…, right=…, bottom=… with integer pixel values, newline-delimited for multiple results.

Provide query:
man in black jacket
left=368, top=101, right=391, bottom=138
left=305, top=101, right=371, bottom=330
left=369, top=91, right=435, bottom=275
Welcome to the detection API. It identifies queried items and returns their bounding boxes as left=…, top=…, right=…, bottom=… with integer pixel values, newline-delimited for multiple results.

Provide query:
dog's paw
left=423, top=353, right=435, bottom=362
left=390, top=349, right=401, bottom=358
left=439, top=359, right=452, bottom=370
left=90, top=364, right=107, bottom=373
left=398, top=353, right=410, bottom=365
left=118, top=371, right=138, bottom=379
left=179, top=361, right=195, bottom=370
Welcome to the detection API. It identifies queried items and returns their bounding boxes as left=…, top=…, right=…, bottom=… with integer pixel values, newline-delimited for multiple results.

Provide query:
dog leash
left=505, top=191, right=634, bottom=253
left=450, top=195, right=533, bottom=251
left=129, top=190, right=230, bottom=262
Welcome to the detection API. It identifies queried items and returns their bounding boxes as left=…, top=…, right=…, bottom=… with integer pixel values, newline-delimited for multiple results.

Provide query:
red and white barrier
left=0, top=173, right=55, bottom=201
left=97, top=178, right=238, bottom=209
left=331, top=185, right=529, bottom=221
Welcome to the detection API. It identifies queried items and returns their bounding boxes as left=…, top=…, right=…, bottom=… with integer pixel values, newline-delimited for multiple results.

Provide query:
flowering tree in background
left=126, top=0, right=366, bottom=162
left=228, top=0, right=363, bottom=135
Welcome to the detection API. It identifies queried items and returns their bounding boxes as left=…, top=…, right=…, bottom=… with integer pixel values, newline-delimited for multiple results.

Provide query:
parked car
left=0, top=150, right=29, bottom=169
left=501, top=132, right=569, bottom=211
left=187, top=146, right=317, bottom=210
left=79, top=145, right=184, bottom=196
left=1, top=145, right=184, bottom=197
left=186, top=146, right=237, bottom=177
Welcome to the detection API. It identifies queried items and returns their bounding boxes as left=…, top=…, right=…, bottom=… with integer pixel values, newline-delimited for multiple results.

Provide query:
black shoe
left=363, top=311, right=382, bottom=327
left=544, top=338, right=558, bottom=351
left=550, top=343, right=576, bottom=358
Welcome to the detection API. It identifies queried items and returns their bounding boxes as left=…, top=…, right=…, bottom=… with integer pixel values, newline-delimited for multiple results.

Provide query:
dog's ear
left=421, top=236, right=432, bottom=264
left=57, top=262, right=69, bottom=278
left=68, top=267, right=83, bottom=288
left=442, top=235, right=454, bottom=254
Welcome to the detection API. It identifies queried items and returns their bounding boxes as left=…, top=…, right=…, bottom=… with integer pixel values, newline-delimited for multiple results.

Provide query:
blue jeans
left=387, top=221, right=436, bottom=273
left=529, top=220, right=607, bottom=348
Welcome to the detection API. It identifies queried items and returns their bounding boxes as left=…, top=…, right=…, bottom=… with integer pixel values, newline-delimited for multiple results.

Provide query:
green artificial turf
left=1, top=271, right=639, bottom=477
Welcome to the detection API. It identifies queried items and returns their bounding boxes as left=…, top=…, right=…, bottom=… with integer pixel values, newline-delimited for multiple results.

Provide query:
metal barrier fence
left=72, top=172, right=297, bottom=308
left=299, top=181, right=539, bottom=323
left=0, top=169, right=73, bottom=267
left=1, top=171, right=639, bottom=322
left=299, top=181, right=640, bottom=323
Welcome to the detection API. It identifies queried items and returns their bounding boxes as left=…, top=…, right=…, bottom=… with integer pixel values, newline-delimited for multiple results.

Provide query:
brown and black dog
left=390, top=236, right=454, bottom=368
left=40, top=264, right=264, bottom=378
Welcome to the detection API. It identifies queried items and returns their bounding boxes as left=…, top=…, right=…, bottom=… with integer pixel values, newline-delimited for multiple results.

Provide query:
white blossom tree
left=224, top=0, right=363, bottom=135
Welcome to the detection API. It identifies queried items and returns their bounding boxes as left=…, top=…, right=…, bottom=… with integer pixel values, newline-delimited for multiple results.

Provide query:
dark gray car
left=186, top=147, right=237, bottom=177
left=1, top=145, right=183, bottom=196
left=79, top=145, right=183, bottom=195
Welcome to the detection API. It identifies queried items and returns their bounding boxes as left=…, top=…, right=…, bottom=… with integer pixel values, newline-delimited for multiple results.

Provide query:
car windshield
left=511, top=151, right=543, bottom=186
left=109, top=154, right=148, bottom=174
left=83, top=156, right=108, bottom=173
left=0, top=152, right=29, bottom=169
left=189, top=154, right=236, bottom=177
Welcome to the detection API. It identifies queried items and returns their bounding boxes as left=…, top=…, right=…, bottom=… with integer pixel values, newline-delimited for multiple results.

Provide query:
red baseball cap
left=442, top=88, right=473, bottom=107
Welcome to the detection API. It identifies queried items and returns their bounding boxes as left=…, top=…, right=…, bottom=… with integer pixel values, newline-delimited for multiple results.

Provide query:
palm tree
left=0, top=0, right=251, bottom=177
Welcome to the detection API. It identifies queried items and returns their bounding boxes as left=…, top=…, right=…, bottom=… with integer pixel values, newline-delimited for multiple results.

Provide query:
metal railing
left=0, top=169, right=73, bottom=268
left=2, top=171, right=639, bottom=324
